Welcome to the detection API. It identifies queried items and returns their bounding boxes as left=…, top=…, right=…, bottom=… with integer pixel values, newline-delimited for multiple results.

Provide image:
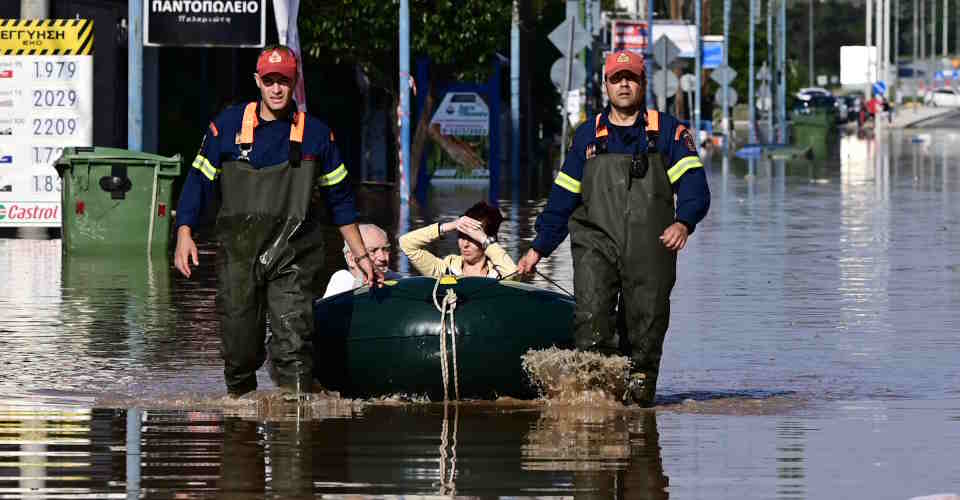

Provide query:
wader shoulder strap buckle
left=237, top=102, right=258, bottom=160
left=645, top=109, right=659, bottom=150
left=289, top=111, right=305, bottom=167
left=593, top=113, right=609, bottom=154
left=237, top=102, right=307, bottom=167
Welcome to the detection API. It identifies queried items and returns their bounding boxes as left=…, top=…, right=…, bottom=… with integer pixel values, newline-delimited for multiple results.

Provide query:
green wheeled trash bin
left=54, top=147, right=181, bottom=255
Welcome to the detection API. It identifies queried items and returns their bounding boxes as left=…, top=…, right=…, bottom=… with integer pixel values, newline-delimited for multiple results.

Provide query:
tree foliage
left=300, top=0, right=513, bottom=93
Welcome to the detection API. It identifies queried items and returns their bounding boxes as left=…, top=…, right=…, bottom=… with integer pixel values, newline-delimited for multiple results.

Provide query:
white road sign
left=550, top=57, right=586, bottom=93
left=715, top=87, right=739, bottom=107
left=711, top=65, right=737, bottom=85
left=430, top=92, right=489, bottom=136
left=549, top=17, right=590, bottom=55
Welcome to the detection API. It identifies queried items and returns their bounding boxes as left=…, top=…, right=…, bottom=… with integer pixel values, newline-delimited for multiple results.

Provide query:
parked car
left=794, top=94, right=844, bottom=124
left=841, top=94, right=863, bottom=122
left=795, top=88, right=849, bottom=123
left=923, top=87, right=960, bottom=106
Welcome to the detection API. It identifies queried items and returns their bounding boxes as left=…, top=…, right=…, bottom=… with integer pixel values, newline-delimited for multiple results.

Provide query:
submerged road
left=0, top=127, right=958, bottom=498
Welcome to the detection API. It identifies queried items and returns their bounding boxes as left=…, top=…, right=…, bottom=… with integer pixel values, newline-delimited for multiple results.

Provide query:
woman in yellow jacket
left=399, top=201, right=518, bottom=279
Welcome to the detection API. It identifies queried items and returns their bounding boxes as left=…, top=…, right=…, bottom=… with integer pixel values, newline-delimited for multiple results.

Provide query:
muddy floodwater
left=1, top=127, right=959, bottom=498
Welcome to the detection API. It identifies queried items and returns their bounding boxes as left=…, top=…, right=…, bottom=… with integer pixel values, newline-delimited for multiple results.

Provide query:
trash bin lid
left=57, top=146, right=180, bottom=165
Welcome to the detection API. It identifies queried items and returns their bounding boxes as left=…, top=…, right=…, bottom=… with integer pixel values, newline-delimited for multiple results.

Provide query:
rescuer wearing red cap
left=517, top=50, right=710, bottom=407
left=174, top=46, right=384, bottom=399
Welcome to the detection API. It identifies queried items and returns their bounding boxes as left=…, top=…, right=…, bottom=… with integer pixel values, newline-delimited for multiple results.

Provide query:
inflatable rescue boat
left=313, top=276, right=574, bottom=400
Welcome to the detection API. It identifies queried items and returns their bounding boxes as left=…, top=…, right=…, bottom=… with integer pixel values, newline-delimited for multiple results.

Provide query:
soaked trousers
left=569, top=152, right=677, bottom=398
left=215, top=219, right=323, bottom=395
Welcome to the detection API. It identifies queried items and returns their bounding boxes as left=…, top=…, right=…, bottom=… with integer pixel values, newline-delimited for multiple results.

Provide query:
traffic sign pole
left=695, top=0, right=701, bottom=154
left=560, top=17, right=575, bottom=168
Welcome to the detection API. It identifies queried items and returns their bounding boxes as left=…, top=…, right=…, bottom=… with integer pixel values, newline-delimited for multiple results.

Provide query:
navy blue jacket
left=532, top=110, right=711, bottom=256
left=175, top=102, right=356, bottom=229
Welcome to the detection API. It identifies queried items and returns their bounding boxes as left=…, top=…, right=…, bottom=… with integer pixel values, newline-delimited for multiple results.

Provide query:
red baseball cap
left=604, top=50, right=646, bottom=79
left=256, top=47, right=298, bottom=81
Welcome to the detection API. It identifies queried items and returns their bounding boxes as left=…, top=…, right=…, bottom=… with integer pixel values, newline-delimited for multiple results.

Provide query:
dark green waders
left=569, top=152, right=677, bottom=407
left=215, top=157, right=325, bottom=395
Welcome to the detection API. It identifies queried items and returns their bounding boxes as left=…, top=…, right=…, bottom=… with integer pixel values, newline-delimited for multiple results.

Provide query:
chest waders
left=215, top=102, right=325, bottom=395
left=568, top=112, right=677, bottom=407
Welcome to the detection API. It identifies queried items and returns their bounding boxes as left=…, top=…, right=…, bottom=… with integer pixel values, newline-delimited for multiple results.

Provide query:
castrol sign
left=0, top=202, right=60, bottom=224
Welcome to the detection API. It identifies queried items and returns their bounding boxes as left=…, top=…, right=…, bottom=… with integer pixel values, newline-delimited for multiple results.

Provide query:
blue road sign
left=934, top=71, right=945, bottom=81
left=702, top=40, right=722, bottom=69
left=873, top=81, right=887, bottom=95
left=953, top=69, right=960, bottom=80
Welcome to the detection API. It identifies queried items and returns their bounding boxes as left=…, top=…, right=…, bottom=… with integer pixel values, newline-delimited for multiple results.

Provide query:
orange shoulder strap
left=239, top=102, right=258, bottom=144
left=646, top=109, right=660, bottom=133
left=594, top=113, right=608, bottom=139
left=289, top=111, right=306, bottom=143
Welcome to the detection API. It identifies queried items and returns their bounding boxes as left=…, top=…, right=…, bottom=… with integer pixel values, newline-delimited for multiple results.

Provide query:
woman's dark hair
left=464, top=201, right=504, bottom=237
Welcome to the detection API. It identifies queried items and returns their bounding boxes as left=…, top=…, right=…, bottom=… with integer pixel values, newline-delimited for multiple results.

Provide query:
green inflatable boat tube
left=313, top=276, right=575, bottom=400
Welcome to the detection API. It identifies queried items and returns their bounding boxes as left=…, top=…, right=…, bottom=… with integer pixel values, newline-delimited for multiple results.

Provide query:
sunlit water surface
left=1, top=127, right=959, bottom=498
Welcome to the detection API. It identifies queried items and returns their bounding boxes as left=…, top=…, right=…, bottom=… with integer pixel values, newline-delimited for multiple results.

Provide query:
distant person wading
left=517, top=51, right=711, bottom=407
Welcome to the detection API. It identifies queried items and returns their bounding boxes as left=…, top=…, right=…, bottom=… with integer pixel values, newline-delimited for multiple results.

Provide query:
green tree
left=299, top=0, right=513, bottom=188
left=709, top=0, right=868, bottom=106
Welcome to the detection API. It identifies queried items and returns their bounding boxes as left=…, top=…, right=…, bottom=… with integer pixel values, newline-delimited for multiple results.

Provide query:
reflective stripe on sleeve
left=554, top=171, right=582, bottom=194
left=192, top=154, right=220, bottom=181
left=666, top=156, right=703, bottom=184
left=318, top=163, right=348, bottom=186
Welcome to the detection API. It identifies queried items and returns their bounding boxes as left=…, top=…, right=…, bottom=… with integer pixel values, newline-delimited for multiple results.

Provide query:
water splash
left=521, top=347, right=632, bottom=405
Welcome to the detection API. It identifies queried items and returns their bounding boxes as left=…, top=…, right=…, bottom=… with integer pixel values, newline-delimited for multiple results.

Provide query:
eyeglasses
left=366, top=244, right=391, bottom=254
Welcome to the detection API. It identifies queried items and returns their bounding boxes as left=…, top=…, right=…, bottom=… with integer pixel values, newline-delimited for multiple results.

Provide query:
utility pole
left=885, top=0, right=891, bottom=83
left=723, top=0, right=730, bottom=140
left=921, top=0, right=925, bottom=81
left=695, top=0, right=702, bottom=151
left=927, top=0, right=937, bottom=85
left=877, top=0, right=883, bottom=82
left=910, top=0, right=920, bottom=69
left=510, top=0, right=520, bottom=173
left=749, top=0, right=757, bottom=143
left=942, top=0, right=947, bottom=57
left=778, top=0, right=786, bottom=143
left=809, top=0, right=814, bottom=87
left=585, top=0, right=593, bottom=117
left=129, top=0, right=143, bottom=151
left=399, top=0, right=410, bottom=203
left=20, top=0, right=48, bottom=18
left=895, top=0, right=899, bottom=75
left=768, top=0, right=775, bottom=142
left=648, top=0, right=655, bottom=107
left=868, top=0, right=874, bottom=98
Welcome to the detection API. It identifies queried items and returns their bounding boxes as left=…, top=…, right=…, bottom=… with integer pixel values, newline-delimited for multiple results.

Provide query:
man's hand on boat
left=517, top=248, right=542, bottom=276
left=175, top=225, right=200, bottom=278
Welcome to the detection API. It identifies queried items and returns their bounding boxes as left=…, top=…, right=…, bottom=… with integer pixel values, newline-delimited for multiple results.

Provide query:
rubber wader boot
left=569, top=150, right=677, bottom=407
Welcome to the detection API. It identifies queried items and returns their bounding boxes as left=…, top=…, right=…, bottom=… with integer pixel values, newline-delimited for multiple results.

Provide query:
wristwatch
left=482, top=235, right=497, bottom=250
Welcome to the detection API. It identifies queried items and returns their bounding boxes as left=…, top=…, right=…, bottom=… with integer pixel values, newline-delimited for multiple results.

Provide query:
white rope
left=432, top=274, right=460, bottom=402
left=437, top=401, right=459, bottom=496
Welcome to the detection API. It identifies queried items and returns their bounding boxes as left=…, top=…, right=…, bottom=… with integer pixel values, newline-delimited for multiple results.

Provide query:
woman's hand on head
left=455, top=216, right=487, bottom=242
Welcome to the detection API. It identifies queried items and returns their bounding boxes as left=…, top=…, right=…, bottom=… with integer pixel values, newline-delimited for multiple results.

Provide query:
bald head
left=344, top=224, right=391, bottom=274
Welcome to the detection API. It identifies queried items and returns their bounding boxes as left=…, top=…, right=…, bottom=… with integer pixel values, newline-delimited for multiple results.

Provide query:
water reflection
left=0, top=404, right=674, bottom=498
